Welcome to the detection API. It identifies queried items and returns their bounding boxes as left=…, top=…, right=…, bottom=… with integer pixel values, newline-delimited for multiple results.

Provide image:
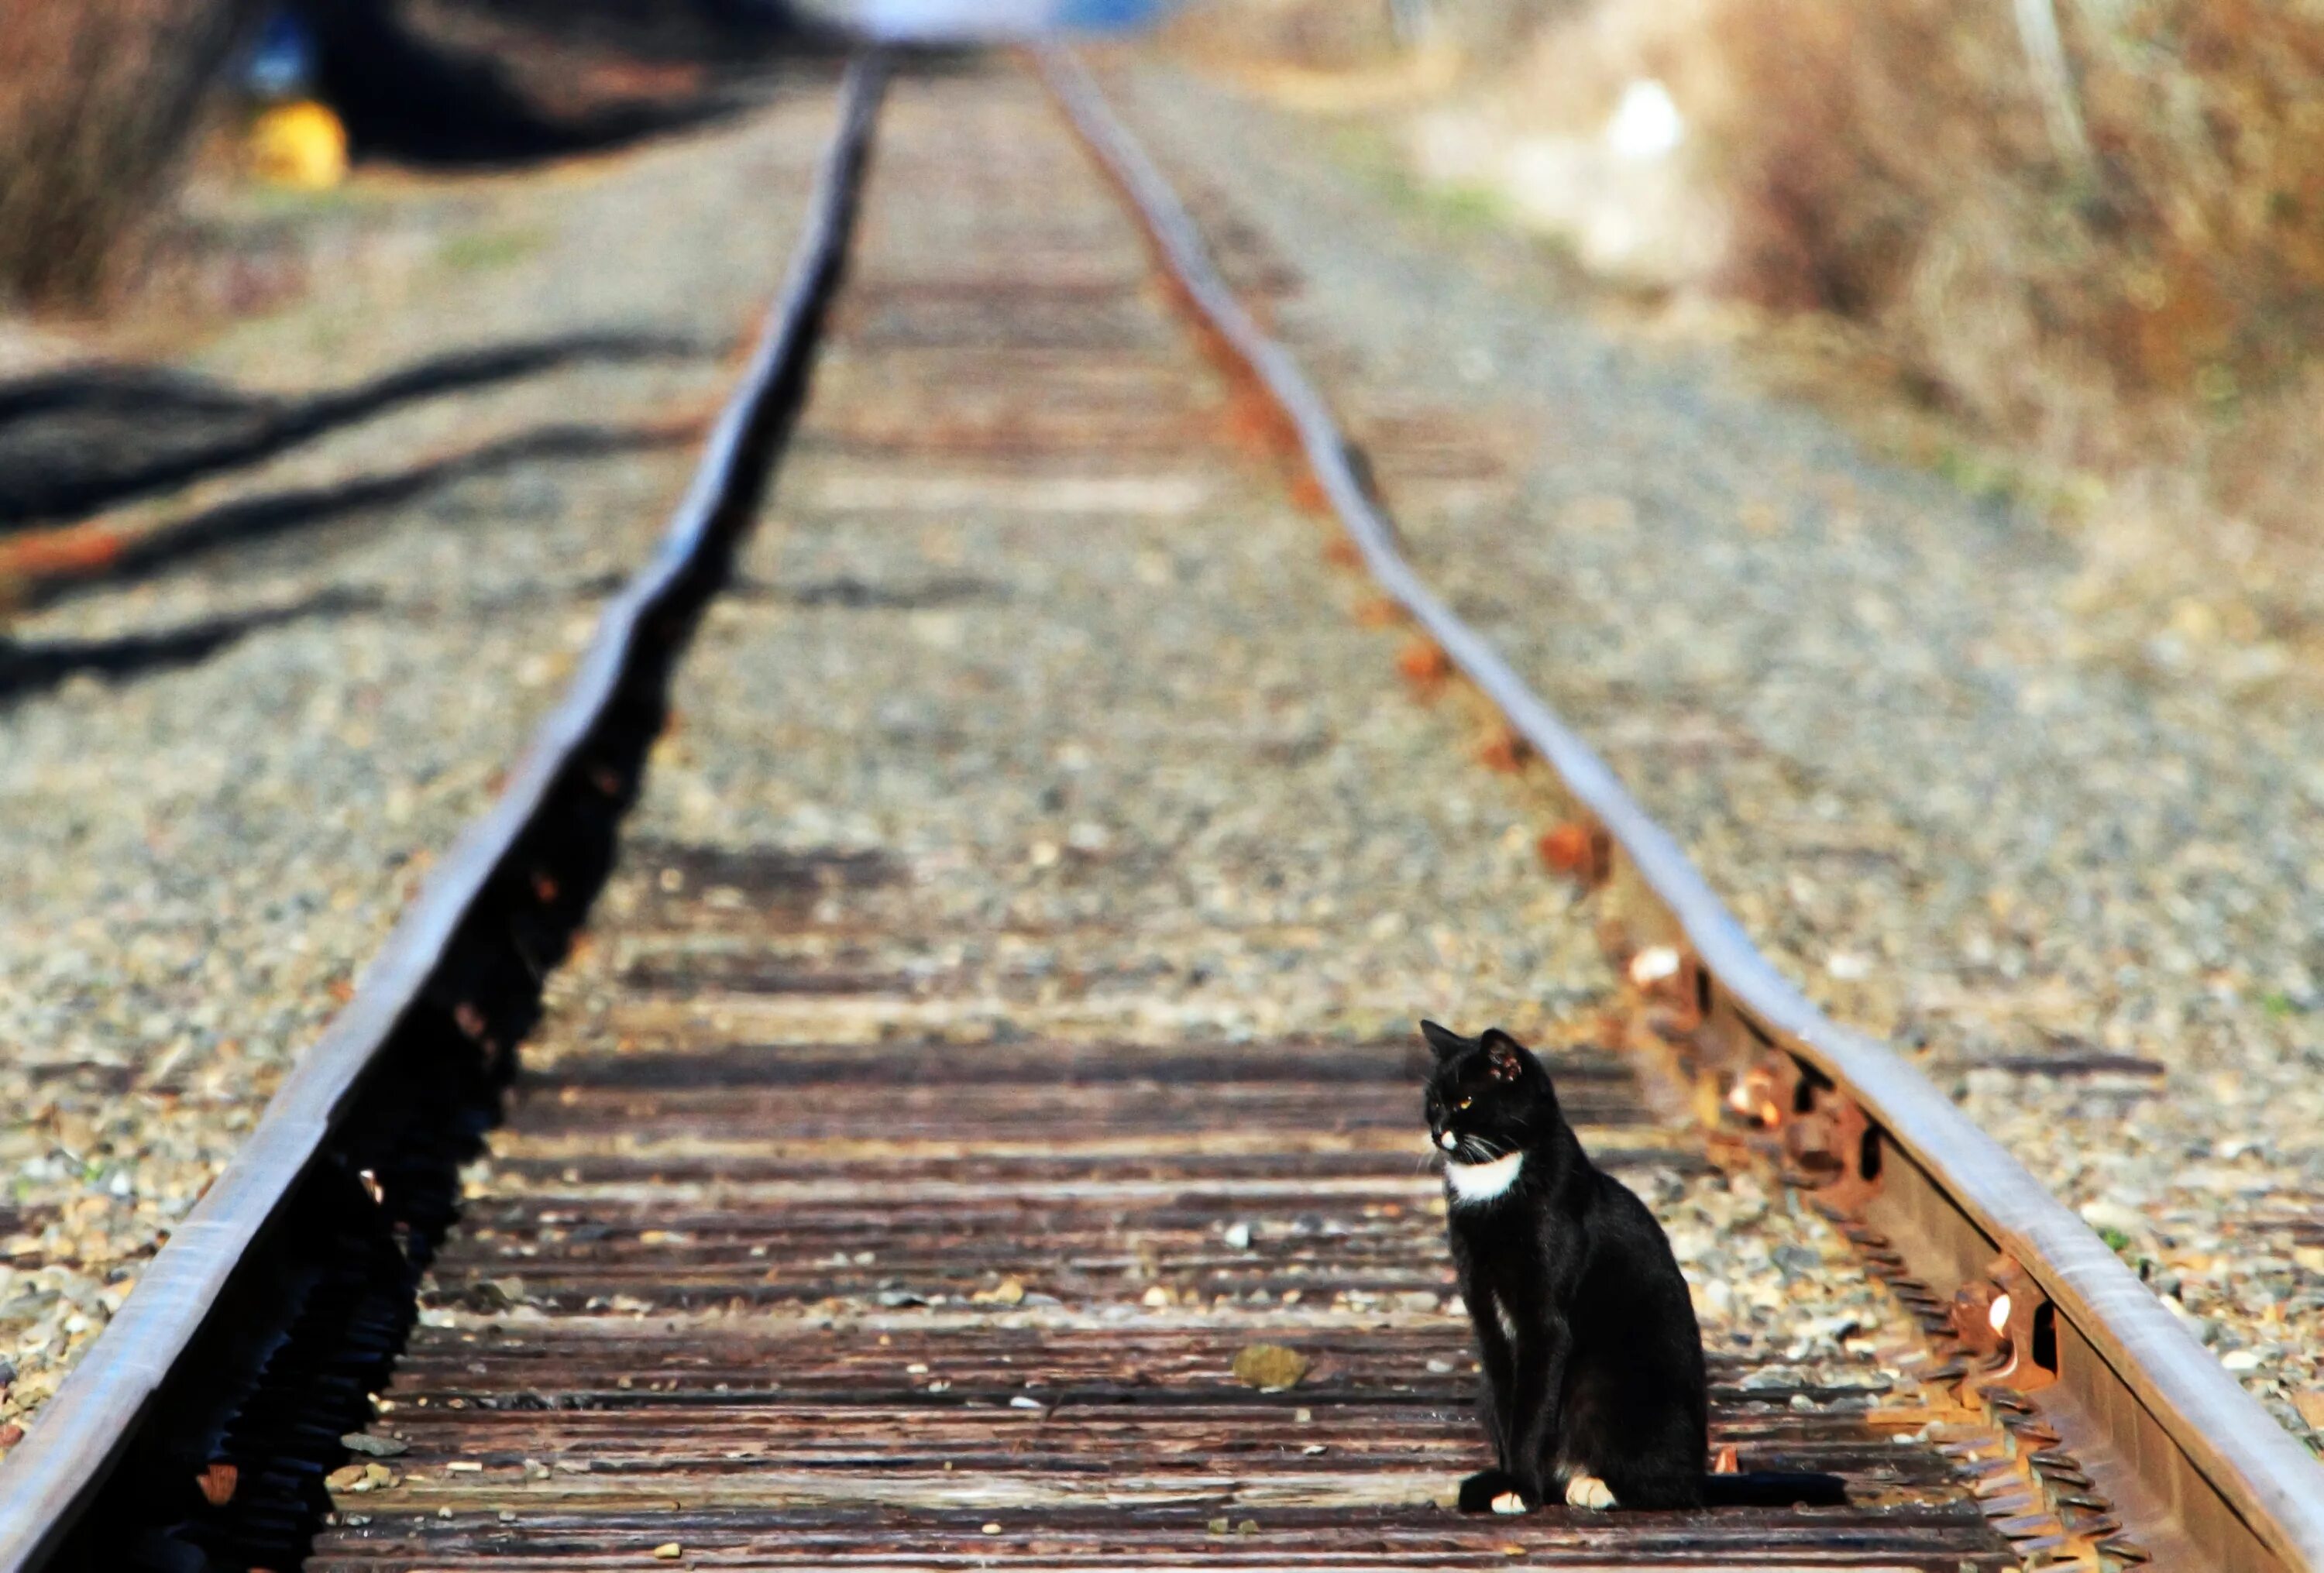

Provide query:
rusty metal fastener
left=1956, top=1255, right=2061, bottom=1398
left=1781, top=1087, right=1882, bottom=1217
left=1477, top=725, right=1529, bottom=774
left=1395, top=639, right=1451, bottom=692
left=1538, top=821, right=1611, bottom=888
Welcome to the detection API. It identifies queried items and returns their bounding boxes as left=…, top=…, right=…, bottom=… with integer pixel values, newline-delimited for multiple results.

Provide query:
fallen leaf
left=1231, top=1344, right=1310, bottom=1391
left=196, top=1461, right=239, bottom=1506
left=2293, top=1390, right=2324, bottom=1430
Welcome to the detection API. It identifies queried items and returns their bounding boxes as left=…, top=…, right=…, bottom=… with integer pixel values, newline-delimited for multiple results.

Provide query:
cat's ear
left=1480, top=1028, right=1532, bottom=1083
left=1419, top=1019, right=1469, bottom=1061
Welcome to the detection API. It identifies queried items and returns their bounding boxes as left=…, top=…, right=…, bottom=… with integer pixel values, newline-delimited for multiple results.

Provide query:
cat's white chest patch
left=1445, top=1150, right=1525, bottom=1205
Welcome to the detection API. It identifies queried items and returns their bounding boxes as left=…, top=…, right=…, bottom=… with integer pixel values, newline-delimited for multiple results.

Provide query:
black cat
left=1421, top=1019, right=1847, bottom=1513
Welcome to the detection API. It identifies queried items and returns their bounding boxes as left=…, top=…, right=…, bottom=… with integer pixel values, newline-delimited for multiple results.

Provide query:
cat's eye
left=1457, top=1097, right=1472, bottom=1109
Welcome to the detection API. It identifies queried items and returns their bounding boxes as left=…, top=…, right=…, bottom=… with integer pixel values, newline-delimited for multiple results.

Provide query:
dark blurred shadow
left=290, top=0, right=842, bottom=167
left=14, top=417, right=700, bottom=610
left=0, top=588, right=381, bottom=706
left=0, top=330, right=701, bottom=529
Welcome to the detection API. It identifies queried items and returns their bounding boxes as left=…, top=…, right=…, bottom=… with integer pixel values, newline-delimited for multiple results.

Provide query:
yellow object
left=249, top=100, right=349, bottom=191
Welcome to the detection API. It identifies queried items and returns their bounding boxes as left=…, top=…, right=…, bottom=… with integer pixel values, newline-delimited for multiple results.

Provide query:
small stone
left=980, top=1523, right=1002, bottom=1535
left=1235, top=1519, right=1260, bottom=1536
left=2220, top=1349, right=2262, bottom=1372
left=1207, top=1516, right=1230, bottom=1535
left=2079, top=1200, right=2149, bottom=1238
left=652, top=1544, right=682, bottom=1560
left=340, top=1433, right=408, bottom=1458
left=1224, top=1222, right=1253, bottom=1250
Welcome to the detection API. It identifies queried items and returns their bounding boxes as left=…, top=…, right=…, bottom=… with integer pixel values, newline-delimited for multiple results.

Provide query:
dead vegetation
left=1177, top=0, right=2324, bottom=546
left=1700, top=0, right=2324, bottom=539
left=0, top=0, right=259, bottom=307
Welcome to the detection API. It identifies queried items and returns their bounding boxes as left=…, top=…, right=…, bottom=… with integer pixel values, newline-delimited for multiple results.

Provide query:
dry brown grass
left=0, top=0, right=257, bottom=307
left=1177, top=0, right=2324, bottom=542
left=1702, top=0, right=2324, bottom=507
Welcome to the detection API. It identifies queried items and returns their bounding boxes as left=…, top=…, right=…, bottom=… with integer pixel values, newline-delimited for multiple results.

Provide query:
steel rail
left=0, top=55, right=886, bottom=1572
left=1040, top=46, right=2324, bottom=1573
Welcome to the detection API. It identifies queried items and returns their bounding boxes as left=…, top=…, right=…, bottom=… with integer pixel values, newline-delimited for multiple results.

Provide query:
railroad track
left=4, top=44, right=2322, bottom=1573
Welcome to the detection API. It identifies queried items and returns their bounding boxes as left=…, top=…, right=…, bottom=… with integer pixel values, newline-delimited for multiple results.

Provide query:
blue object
left=1057, top=0, right=1175, bottom=29
left=244, top=9, right=317, bottom=101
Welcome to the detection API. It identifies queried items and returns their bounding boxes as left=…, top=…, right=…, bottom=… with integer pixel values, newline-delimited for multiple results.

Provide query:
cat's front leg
left=1466, top=1286, right=1521, bottom=1472
left=1506, top=1314, right=1573, bottom=1509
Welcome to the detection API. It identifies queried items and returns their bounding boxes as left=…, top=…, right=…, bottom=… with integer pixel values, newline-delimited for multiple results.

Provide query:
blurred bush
left=0, top=0, right=260, bottom=306
left=1186, top=0, right=2324, bottom=536
left=1704, top=0, right=2324, bottom=457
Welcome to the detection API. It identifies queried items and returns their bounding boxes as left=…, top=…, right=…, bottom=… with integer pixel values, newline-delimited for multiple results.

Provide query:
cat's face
left=1420, top=1020, right=1552, bottom=1162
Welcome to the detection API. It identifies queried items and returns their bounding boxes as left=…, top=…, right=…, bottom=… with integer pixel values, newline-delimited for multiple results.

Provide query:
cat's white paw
left=1564, top=1475, right=1616, bottom=1511
left=1489, top=1491, right=1528, bottom=1515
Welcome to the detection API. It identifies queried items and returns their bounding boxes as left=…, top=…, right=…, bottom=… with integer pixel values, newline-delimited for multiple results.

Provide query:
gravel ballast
left=1110, top=57, right=2324, bottom=1451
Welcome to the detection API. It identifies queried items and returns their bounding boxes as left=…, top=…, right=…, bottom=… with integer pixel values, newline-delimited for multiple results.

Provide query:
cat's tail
left=1699, top=1471, right=1850, bottom=1508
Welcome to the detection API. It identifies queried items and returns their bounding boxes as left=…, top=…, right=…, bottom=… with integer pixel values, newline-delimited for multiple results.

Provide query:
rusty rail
left=0, top=55, right=887, bottom=1572
left=1037, top=45, right=2324, bottom=1573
